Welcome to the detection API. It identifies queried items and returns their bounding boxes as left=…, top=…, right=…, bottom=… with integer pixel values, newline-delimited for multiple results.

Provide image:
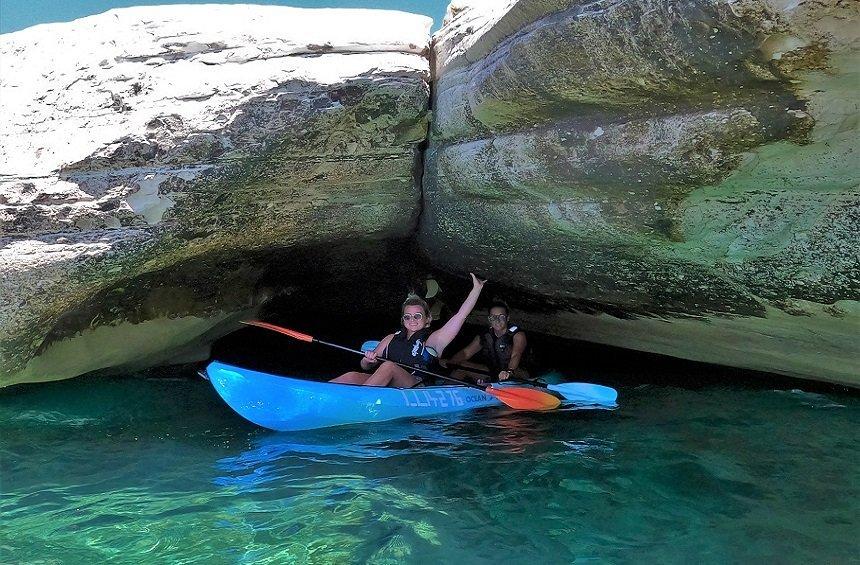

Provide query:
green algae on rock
left=1, top=0, right=857, bottom=388
left=0, top=6, right=431, bottom=387
left=422, top=0, right=859, bottom=385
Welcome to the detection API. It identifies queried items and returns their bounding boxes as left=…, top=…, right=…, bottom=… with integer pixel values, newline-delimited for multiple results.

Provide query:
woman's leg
left=363, top=361, right=419, bottom=387
left=512, top=368, right=530, bottom=380
left=445, top=360, right=489, bottom=372
left=448, top=361, right=490, bottom=384
left=329, top=371, right=371, bottom=384
left=450, top=368, right=490, bottom=384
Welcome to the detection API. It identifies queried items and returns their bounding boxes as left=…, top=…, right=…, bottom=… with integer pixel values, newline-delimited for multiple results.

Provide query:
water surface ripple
left=1, top=376, right=857, bottom=563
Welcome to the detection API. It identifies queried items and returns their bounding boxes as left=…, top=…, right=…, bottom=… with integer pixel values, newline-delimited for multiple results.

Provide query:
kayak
left=359, top=341, right=618, bottom=406
left=206, top=361, right=505, bottom=432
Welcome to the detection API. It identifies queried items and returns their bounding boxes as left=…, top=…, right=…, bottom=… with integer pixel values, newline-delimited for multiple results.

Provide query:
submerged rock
left=0, top=6, right=431, bottom=386
left=422, top=0, right=859, bottom=384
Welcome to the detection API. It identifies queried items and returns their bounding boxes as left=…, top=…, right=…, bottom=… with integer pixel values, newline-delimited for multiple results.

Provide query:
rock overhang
left=0, top=5, right=432, bottom=386
left=1, top=1, right=858, bottom=388
left=420, top=0, right=860, bottom=385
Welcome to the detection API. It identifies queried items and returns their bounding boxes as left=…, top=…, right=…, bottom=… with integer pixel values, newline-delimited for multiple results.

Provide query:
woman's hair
left=489, top=299, right=510, bottom=316
left=402, top=295, right=431, bottom=317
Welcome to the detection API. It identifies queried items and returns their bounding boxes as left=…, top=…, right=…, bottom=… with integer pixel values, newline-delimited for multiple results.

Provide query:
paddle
left=242, top=321, right=561, bottom=411
left=360, top=340, right=618, bottom=405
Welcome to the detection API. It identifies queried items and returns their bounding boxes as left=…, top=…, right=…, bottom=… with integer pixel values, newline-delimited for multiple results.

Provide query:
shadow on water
left=214, top=418, right=472, bottom=481
left=211, top=401, right=622, bottom=491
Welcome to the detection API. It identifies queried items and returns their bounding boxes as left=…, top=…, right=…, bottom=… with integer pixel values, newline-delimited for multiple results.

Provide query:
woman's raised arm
left=427, top=273, right=486, bottom=355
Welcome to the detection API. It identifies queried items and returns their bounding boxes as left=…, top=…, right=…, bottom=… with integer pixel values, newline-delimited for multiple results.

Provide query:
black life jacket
left=385, top=327, right=440, bottom=383
left=480, top=325, right=522, bottom=375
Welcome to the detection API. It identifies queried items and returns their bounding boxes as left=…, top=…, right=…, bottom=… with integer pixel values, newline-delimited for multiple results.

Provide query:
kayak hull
left=207, top=361, right=502, bottom=431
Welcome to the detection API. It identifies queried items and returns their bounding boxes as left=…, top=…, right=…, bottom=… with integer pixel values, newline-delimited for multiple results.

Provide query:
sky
left=0, top=0, right=449, bottom=34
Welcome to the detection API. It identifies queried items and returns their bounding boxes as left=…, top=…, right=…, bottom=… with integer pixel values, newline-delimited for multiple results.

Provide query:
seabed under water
left=1, top=343, right=857, bottom=563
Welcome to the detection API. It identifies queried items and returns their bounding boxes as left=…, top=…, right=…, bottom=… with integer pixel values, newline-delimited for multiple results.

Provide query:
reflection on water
left=1, top=374, right=857, bottom=563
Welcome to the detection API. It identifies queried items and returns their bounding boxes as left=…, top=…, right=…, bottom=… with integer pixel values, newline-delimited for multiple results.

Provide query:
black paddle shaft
left=441, top=361, right=548, bottom=387
left=314, top=338, right=492, bottom=392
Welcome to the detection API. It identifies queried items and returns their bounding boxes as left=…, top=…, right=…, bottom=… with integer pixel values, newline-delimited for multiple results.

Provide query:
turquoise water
left=1, top=372, right=858, bottom=563
left=0, top=0, right=448, bottom=34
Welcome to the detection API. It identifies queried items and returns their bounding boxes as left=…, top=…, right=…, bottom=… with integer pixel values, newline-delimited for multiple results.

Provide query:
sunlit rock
left=0, top=5, right=431, bottom=386
left=422, top=0, right=859, bottom=385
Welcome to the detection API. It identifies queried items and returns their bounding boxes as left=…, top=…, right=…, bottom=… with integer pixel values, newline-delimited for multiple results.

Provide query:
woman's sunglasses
left=402, top=313, right=425, bottom=322
left=487, top=314, right=507, bottom=322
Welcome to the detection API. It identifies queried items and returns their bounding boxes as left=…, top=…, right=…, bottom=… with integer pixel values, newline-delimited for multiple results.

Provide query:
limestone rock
left=422, top=0, right=859, bottom=385
left=0, top=6, right=431, bottom=386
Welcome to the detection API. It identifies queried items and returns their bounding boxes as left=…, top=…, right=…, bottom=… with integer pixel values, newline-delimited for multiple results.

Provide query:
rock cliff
left=421, top=0, right=859, bottom=384
left=0, top=6, right=431, bottom=385
left=2, top=1, right=857, bottom=387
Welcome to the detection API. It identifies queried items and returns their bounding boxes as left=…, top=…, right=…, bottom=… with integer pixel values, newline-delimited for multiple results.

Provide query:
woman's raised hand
left=470, top=272, right=487, bottom=290
left=426, top=271, right=489, bottom=355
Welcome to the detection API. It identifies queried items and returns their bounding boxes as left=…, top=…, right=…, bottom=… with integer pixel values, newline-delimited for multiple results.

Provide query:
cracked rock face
left=422, top=0, right=859, bottom=385
left=2, top=2, right=857, bottom=389
left=0, top=6, right=431, bottom=386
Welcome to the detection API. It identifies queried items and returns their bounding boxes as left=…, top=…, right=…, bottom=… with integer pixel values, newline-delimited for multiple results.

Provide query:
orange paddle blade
left=486, top=386, right=561, bottom=411
left=241, top=320, right=313, bottom=342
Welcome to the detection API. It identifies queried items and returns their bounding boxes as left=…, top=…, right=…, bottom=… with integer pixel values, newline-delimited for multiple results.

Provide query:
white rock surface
left=0, top=5, right=432, bottom=386
left=1, top=5, right=430, bottom=178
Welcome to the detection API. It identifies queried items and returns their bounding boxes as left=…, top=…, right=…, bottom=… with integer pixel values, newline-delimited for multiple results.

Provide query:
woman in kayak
left=330, top=273, right=486, bottom=387
left=443, top=300, right=528, bottom=384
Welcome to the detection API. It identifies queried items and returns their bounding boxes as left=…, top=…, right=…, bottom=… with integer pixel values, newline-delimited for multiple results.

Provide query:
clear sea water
left=1, top=367, right=857, bottom=563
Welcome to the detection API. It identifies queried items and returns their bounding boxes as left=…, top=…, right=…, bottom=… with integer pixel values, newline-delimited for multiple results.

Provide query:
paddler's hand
left=498, top=369, right=512, bottom=381
left=470, top=272, right=487, bottom=291
left=360, top=350, right=381, bottom=370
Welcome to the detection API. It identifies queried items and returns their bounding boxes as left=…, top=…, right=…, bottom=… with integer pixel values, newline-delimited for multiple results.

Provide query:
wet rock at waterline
left=0, top=6, right=432, bottom=386
left=421, top=0, right=859, bottom=384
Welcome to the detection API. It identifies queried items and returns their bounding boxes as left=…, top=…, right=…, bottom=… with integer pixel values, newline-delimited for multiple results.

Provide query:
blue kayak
left=207, top=361, right=503, bottom=431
